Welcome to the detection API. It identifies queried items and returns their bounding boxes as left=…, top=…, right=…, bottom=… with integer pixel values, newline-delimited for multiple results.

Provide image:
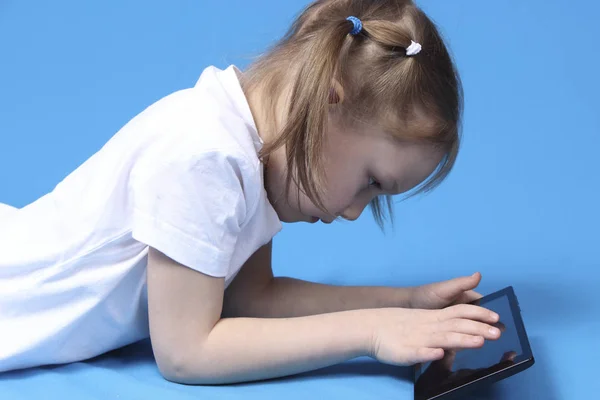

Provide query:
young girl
left=0, top=0, right=502, bottom=383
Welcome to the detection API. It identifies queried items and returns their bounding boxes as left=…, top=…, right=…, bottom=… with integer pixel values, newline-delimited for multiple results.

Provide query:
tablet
left=413, top=286, right=534, bottom=400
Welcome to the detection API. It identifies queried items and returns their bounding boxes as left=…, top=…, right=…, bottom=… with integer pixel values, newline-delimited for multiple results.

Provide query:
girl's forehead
left=344, top=105, right=441, bottom=140
left=335, top=109, right=452, bottom=151
left=331, top=112, right=444, bottom=161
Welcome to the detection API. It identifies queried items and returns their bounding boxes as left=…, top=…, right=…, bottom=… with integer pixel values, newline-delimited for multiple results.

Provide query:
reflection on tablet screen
left=452, top=295, right=521, bottom=371
left=415, top=295, right=523, bottom=397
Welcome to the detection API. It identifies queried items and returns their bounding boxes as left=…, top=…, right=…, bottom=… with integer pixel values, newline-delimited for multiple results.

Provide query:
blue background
left=1, top=0, right=598, bottom=399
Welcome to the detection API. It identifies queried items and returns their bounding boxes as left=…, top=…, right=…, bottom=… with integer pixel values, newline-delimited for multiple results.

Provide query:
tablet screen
left=414, top=288, right=532, bottom=399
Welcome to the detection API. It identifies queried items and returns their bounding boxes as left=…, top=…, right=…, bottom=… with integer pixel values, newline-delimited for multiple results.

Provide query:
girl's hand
left=409, top=272, right=484, bottom=310
left=368, top=304, right=501, bottom=366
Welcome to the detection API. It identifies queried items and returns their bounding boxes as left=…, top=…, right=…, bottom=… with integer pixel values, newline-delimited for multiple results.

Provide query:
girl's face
left=264, top=117, right=445, bottom=224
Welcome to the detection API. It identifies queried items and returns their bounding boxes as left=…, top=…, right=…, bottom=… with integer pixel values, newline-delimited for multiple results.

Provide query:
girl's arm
left=148, top=247, right=499, bottom=384
left=147, top=247, right=371, bottom=385
left=223, top=244, right=481, bottom=318
left=223, top=242, right=413, bottom=319
left=240, top=278, right=414, bottom=317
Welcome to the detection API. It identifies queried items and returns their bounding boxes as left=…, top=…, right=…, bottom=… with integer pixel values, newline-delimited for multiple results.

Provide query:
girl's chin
left=275, top=210, right=316, bottom=224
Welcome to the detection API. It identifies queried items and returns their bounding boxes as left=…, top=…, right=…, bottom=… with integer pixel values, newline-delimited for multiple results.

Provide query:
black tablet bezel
left=413, top=286, right=535, bottom=400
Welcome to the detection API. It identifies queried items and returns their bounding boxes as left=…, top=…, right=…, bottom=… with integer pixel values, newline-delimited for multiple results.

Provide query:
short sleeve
left=130, top=150, right=251, bottom=277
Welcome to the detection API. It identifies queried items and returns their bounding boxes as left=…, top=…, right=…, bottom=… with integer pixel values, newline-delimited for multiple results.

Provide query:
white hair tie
left=406, top=40, right=422, bottom=56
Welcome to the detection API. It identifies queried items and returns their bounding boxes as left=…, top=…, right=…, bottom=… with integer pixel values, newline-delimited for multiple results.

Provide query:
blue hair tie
left=346, top=16, right=363, bottom=36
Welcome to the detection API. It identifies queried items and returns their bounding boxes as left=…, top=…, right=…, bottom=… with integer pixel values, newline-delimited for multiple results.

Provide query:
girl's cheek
left=331, top=189, right=359, bottom=216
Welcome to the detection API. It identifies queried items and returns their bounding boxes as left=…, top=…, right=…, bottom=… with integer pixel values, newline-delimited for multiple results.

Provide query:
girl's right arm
left=147, top=247, right=501, bottom=385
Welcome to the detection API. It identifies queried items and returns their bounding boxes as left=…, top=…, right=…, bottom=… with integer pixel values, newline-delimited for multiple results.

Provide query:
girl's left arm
left=223, top=242, right=413, bottom=319
left=223, top=242, right=483, bottom=318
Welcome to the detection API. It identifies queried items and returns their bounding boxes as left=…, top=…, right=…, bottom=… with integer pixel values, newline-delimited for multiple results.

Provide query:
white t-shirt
left=0, top=65, right=282, bottom=373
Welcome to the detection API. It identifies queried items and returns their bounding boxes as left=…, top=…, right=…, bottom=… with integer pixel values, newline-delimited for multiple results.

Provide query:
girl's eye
left=368, top=177, right=381, bottom=189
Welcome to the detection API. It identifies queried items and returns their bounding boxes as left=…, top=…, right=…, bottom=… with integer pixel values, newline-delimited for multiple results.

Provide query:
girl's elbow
left=155, top=346, right=222, bottom=385
left=155, top=349, right=195, bottom=384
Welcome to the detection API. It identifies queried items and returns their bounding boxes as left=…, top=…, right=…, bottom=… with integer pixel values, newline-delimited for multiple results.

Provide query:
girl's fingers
left=427, top=331, right=486, bottom=350
left=493, top=321, right=507, bottom=332
left=453, top=290, right=483, bottom=305
left=411, top=347, right=444, bottom=364
left=462, top=272, right=482, bottom=290
left=440, top=304, right=499, bottom=324
left=442, top=318, right=502, bottom=340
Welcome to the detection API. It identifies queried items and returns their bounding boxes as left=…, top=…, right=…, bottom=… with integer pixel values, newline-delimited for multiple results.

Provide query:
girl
left=0, top=0, right=502, bottom=384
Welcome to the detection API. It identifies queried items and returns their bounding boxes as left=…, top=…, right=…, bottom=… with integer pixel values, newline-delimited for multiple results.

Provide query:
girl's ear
left=328, top=78, right=345, bottom=105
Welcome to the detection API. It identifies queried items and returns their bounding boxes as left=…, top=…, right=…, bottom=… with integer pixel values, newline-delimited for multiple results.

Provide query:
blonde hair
left=242, top=0, right=463, bottom=227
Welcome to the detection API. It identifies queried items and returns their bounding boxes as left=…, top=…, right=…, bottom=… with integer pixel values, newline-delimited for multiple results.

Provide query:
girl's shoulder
left=127, top=65, right=261, bottom=173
